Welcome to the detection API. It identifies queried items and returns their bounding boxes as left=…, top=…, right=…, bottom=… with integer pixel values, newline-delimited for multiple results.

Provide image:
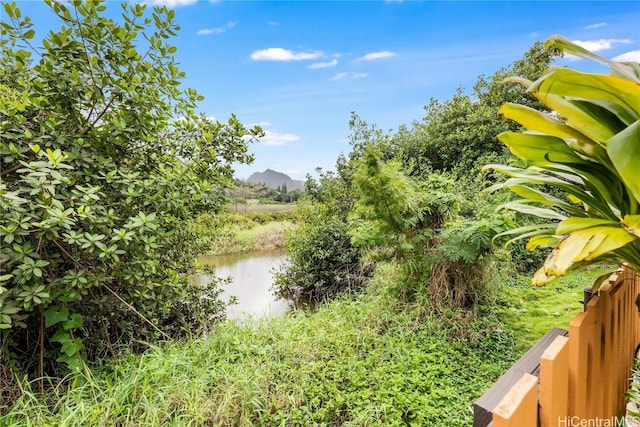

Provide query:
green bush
left=0, top=1, right=259, bottom=379
left=274, top=211, right=369, bottom=302
left=274, top=165, right=369, bottom=302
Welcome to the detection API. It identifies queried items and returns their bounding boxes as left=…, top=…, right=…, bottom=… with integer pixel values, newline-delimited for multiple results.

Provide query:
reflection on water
left=196, top=250, right=290, bottom=320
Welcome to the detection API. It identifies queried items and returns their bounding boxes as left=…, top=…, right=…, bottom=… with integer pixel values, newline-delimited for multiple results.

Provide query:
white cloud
left=306, top=59, right=338, bottom=69
left=357, top=51, right=396, bottom=61
left=149, top=0, right=197, bottom=7
left=572, top=38, right=632, bottom=52
left=251, top=48, right=323, bottom=61
left=268, top=21, right=279, bottom=26
left=259, top=130, right=301, bottom=146
left=197, top=21, right=237, bottom=36
left=331, top=72, right=368, bottom=81
left=586, top=22, right=607, bottom=29
left=613, top=50, right=640, bottom=62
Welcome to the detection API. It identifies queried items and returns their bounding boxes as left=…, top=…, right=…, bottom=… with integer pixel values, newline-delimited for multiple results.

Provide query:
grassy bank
left=227, top=202, right=297, bottom=215
left=496, top=265, right=614, bottom=351
left=1, top=262, right=609, bottom=426
left=191, top=211, right=296, bottom=256
left=209, top=220, right=295, bottom=255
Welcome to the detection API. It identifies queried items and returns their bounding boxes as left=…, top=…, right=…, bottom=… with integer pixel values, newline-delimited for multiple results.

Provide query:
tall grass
left=2, top=263, right=522, bottom=426
left=227, top=203, right=296, bottom=215
left=1, top=262, right=606, bottom=426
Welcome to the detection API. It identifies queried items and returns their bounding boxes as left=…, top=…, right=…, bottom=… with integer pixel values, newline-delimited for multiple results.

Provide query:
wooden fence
left=474, top=266, right=640, bottom=427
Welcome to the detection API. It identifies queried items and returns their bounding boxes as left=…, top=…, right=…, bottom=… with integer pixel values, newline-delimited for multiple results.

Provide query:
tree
left=393, top=41, right=562, bottom=178
left=0, top=0, right=261, bottom=378
left=348, top=146, right=505, bottom=308
left=348, top=145, right=433, bottom=262
left=486, top=35, right=640, bottom=285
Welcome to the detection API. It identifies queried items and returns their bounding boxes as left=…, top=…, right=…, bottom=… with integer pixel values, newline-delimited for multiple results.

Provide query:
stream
left=195, top=250, right=291, bottom=320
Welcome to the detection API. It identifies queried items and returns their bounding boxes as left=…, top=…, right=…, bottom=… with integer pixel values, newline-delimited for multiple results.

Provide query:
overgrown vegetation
left=0, top=1, right=260, bottom=380
left=274, top=41, right=561, bottom=307
left=2, top=1, right=635, bottom=422
left=190, top=211, right=295, bottom=256
left=1, top=264, right=602, bottom=426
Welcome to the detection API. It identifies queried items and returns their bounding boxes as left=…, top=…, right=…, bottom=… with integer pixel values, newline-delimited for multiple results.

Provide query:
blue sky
left=13, top=1, right=640, bottom=180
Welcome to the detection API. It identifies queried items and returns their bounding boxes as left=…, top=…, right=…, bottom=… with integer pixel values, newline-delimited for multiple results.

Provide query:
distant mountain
left=246, top=169, right=305, bottom=192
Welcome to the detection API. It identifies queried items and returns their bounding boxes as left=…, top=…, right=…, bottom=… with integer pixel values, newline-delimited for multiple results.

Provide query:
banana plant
left=485, top=35, right=640, bottom=285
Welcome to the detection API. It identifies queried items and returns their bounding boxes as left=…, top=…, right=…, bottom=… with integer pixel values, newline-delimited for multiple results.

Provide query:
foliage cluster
left=273, top=153, right=376, bottom=303
left=487, top=36, right=640, bottom=285
left=0, top=1, right=259, bottom=379
left=275, top=42, right=561, bottom=308
left=2, top=263, right=604, bottom=426
left=2, top=262, right=533, bottom=426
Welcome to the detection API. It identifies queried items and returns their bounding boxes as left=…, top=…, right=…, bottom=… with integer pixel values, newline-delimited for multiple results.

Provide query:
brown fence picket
left=474, top=266, right=640, bottom=427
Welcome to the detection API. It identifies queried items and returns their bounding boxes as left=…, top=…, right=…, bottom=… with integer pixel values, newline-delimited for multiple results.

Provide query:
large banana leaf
left=485, top=165, right=618, bottom=219
left=507, top=184, right=586, bottom=217
left=499, top=103, right=594, bottom=142
left=527, top=90, right=621, bottom=145
left=545, top=34, right=640, bottom=83
left=530, top=69, right=640, bottom=119
left=606, top=121, right=640, bottom=206
left=497, top=131, right=591, bottom=165
left=533, top=226, right=637, bottom=285
left=496, top=200, right=567, bottom=220
left=555, top=217, right=621, bottom=235
left=492, top=223, right=557, bottom=248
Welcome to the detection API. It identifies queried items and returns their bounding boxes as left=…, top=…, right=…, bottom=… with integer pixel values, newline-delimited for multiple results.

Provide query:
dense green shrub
left=274, top=202, right=369, bottom=303
left=0, top=1, right=259, bottom=379
left=274, top=163, right=370, bottom=302
left=348, top=146, right=510, bottom=308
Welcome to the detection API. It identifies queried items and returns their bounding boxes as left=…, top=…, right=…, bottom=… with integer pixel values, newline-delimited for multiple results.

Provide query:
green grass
left=1, top=264, right=611, bottom=426
left=227, top=202, right=297, bottom=214
left=206, top=220, right=295, bottom=255
left=190, top=210, right=297, bottom=256
left=1, top=264, right=514, bottom=426
left=495, top=265, right=616, bottom=351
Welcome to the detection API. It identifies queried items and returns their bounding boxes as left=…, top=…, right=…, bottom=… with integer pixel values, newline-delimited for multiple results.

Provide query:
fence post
left=539, top=335, right=569, bottom=427
left=582, top=286, right=593, bottom=312
left=493, top=373, right=538, bottom=427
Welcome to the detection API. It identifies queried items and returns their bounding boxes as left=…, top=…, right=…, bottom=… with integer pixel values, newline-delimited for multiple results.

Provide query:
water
left=196, top=250, right=291, bottom=320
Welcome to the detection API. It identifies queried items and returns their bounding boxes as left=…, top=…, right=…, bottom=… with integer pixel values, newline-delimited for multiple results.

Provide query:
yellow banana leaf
left=539, top=226, right=636, bottom=280
left=531, top=69, right=640, bottom=118
left=622, top=215, right=640, bottom=238
left=500, top=103, right=594, bottom=142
